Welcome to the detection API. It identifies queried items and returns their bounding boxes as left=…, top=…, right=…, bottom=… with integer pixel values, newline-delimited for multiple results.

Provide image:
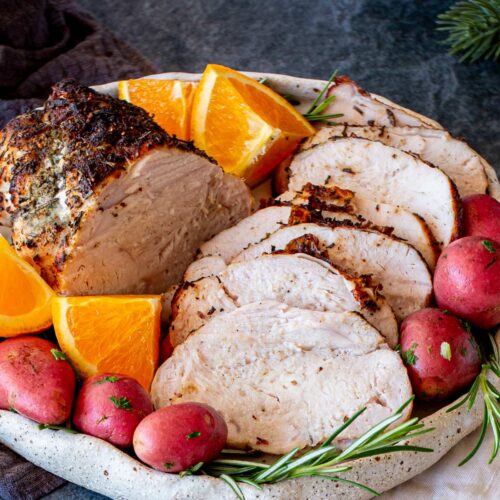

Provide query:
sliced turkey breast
left=153, top=301, right=412, bottom=454
left=170, top=253, right=398, bottom=347
left=0, top=80, right=251, bottom=294
left=234, top=225, right=432, bottom=321
left=198, top=205, right=291, bottom=261
left=287, top=137, right=461, bottom=248
left=323, top=76, right=442, bottom=129
left=303, top=125, right=489, bottom=197
left=280, top=184, right=438, bottom=268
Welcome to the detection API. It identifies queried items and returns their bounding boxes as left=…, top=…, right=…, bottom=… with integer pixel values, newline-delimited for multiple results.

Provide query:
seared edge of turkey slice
left=153, top=301, right=412, bottom=454
left=169, top=252, right=398, bottom=347
left=288, top=137, right=461, bottom=248
left=302, top=125, right=489, bottom=197
left=280, top=184, right=439, bottom=268
left=234, top=225, right=433, bottom=322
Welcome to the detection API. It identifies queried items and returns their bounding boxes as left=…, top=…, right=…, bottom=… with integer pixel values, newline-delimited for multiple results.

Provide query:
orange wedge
left=118, top=79, right=197, bottom=140
left=191, top=64, right=315, bottom=186
left=52, top=296, right=161, bottom=390
left=0, top=235, right=55, bottom=337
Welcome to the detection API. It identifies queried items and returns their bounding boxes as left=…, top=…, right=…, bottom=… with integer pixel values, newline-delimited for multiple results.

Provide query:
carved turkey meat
left=0, top=80, right=251, bottom=295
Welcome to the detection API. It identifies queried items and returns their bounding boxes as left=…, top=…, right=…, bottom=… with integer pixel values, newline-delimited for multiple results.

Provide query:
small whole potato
left=133, top=403, right=228, bottom=473
left=400, top=308, right=481, bottom=401
left=434, top=236, right=500, bottom=328
left=462, top=194, right=500, bottom=242
left=0, top=336, right=76, bottom=424
left=73, top=373, right=153, bottom=448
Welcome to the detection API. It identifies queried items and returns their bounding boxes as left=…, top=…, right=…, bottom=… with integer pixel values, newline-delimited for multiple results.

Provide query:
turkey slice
left=170, top=253, right=398, bottom=347
left=153, top=301, right=412, bottom=455
left=302, top=125, right=489, bottom=197
left=323, top=76, right=442, bottom=129
left=234, top=224, right=432, bottom=321
left=287, top=137, right=461, bottom=247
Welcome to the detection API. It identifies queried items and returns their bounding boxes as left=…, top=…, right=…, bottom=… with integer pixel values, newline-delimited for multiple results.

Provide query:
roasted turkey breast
left=0, top=80, right=251, bottom=294
left=153, top=301, right=412, bottom=454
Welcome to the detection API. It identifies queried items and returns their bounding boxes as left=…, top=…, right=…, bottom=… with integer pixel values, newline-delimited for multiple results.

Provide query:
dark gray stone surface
left=78, top=0, right=500, bottom=170
left=47, top=0, right=499, bottom=498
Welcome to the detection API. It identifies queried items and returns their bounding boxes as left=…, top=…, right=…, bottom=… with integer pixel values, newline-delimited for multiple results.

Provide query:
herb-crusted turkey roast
left=0, top=80, right=251, bottom=294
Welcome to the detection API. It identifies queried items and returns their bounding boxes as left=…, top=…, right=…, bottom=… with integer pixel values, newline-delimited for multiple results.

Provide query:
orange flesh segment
left=119, top=79, right=197, bottom=140
left=0, top=235, right=54, bottom=335
left=53, top=296, right=161, bottom=390
left=191, top=64, right=314, bottom=186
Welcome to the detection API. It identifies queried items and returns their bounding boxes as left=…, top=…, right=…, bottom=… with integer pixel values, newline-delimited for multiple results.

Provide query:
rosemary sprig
left=303, top=70, right=343, bottom=125
left=258, top=72, right=343, bottom=123
left=446, top=333, right=500, bottom=465
left=436, top=0, right=500, bottom=63
left=194, top=396, right=433, bottom=499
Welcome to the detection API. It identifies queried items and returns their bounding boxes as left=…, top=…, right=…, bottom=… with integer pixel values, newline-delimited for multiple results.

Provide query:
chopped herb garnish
left=427, top=345, right=433, bottom=354
left=8, top=407, right=17, bottom=413
left=187, top=431, right=201, bottom=440
left=442, top=309, right=450, bottom=315
left=440, top=341, right=452, bottom=361
left=460, top=319, right=472, bottom=333
left=38, top=424, right=78, bottom=434
left=179, top=461, right=204, bottom=477
left=394, top=343, right=401, bottom=353
left=482, top=240, right=495, bottom=253
left=94, top=375, right=120, bottom=385
left=164, top=462, right=175, bottom=470
left=402, top=342, right=418, bottom=366
left=51, top=349, right=67, bottom=361
left=109, top=396, right=133, bottom=411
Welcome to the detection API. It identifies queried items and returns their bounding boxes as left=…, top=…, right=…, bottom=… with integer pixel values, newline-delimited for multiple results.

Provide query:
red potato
left=400, top=308, right=481, bottom=401
left=133, top=403, right=228, bottom=473
left=0, top=336, right=75, bottom=424
left=462, top=194, right=500, bottom=242
left=434, top=236, right=500, bottom=329
left=73, top=373, right=153, bottom=448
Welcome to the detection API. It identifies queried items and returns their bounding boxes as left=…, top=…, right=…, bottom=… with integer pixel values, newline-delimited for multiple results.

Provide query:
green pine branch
left=437, top=0, right=500, bottom=62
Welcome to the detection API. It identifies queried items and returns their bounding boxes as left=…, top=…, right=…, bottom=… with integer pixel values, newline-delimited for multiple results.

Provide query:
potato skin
left=462, top=194, right=500, bottom=242
left=73, top=373, right=153, bottom=448
left=0, top=336, right=76, bottom=424
left=400, top=308, right=481, bottom=401
left=133, top=403, right=228, bottom=473
left=434, top=236, right=500, bottom=328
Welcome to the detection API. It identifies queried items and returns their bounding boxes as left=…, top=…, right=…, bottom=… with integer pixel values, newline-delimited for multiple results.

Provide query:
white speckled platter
left=0, top=72, right=499, bottom=499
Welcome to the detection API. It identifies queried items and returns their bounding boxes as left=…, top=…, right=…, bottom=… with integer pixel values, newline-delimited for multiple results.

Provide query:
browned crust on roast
left=1, top=80, right=216, bottom=288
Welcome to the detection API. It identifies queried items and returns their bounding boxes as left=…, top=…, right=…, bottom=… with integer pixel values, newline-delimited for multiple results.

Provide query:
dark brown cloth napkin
left=0, top=0, right=158, bottom=128
left=0, top=0, right=157, bottom=497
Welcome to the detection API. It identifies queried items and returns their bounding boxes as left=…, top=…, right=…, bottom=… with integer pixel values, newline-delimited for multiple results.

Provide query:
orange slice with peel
left=191, top=64, right=315, bottom=186
left=52, top=296, right=161, bottom=390
left=0, top=235, right=55, bottom=337
left=118, top=79, right=197, bottom=140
